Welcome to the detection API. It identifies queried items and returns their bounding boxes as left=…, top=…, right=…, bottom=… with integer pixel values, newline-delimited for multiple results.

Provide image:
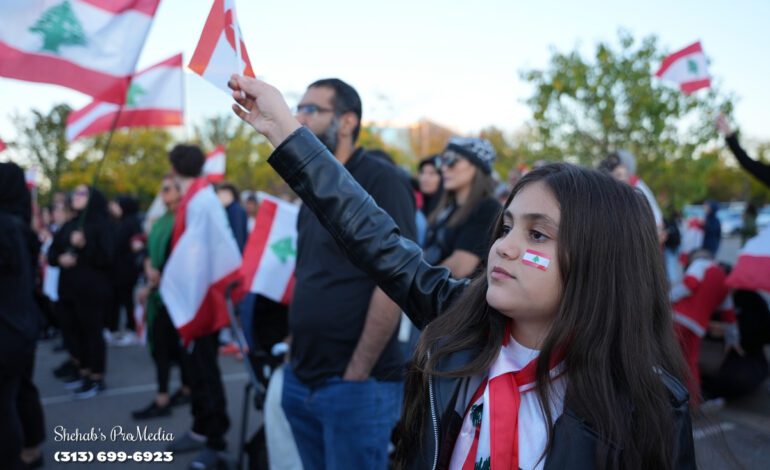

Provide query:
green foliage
left=518, top=30, right=770, bottom=208
left=11, top=103, right=72, bottom=202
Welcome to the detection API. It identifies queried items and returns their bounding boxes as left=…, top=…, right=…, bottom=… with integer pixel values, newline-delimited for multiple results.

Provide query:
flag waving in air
left=189, top=0, right=255, bottom=95
left=160, top=178, right=242, bottom=345
left=0, top=1, right=161, bottom=104
left=203, top=146, right=226, bottom=182
left=655, top=41, right=711, bottom=95
left=66, top=53, right=184, bottom=141
left=726, top=226, right=770, bottom=293
left=239, top=193, right=298, bottom=304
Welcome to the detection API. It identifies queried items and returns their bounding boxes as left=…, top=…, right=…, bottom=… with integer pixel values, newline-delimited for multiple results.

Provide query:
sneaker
left=63, top=374, right=84, bottom=390
left=166, top=431, right=206, bottom=454
left=73, top=378, right=105, bottom=399
left=103, top=329, right=115, bottom=344
left=169, top=389, right=191, bottom=407
left=115, top=331, right=139, bottom=347
left=132, top=400, right=171, bottom=420
left=189, top=447, right=222, bottom=470
left=53, top=360, right=76, bottom=379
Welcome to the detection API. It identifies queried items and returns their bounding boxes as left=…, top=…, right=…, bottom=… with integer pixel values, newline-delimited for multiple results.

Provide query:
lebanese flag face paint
left=522, top=249, right=550, bottom=271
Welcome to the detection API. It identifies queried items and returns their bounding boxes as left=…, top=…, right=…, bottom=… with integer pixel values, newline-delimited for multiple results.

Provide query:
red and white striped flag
left=203, top=146, right=226, bottom=182
left=160, top=178, right=242, bottom=344
left=66, top=53, right=184, bottom=141
left=0, top=1, right=160, bottom=104
left=655, top=41, right=711, bottom=95
left=239, top=193, right=298, bottom=304
left=189, top=0, right=255, bottom=96
left=726, top=226, right=770, bottom=293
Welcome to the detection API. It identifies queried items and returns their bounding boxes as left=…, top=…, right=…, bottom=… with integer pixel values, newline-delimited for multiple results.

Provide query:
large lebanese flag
left=160, top=178, right=242, bottom=344
left=66, top=53, right=184, bottom=141
left=189, top=0, right=255, bottom=95
left=203, top=146, right=226, bottom=182
left=726, top=226, right=770, bottom=293
left=239, top=193, right=298, bottom=304
left=655, top=41, right=711, bottom=95
left=0, top=1, right=160, bottom=104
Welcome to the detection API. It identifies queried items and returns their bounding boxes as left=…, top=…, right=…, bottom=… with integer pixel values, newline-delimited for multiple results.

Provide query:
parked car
left=717, top=208, right=744, bottom=237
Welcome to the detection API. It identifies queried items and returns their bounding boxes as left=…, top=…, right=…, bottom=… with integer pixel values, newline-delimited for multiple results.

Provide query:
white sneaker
left=115, top=331, right=139, bottom=347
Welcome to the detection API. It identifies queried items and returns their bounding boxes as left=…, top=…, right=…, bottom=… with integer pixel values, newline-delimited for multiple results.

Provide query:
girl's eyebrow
left=504, top=209, right=558, bottom=228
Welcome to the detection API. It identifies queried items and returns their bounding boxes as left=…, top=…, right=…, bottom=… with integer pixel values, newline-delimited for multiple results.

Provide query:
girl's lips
left=491, top=266, right=515, bottom=279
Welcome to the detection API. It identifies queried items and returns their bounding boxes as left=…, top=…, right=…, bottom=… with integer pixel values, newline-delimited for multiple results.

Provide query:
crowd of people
left=1, top=74, right=769, bottom=470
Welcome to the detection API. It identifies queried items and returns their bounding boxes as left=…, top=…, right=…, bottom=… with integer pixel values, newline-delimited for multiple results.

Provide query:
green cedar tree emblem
left=126, top=83, right=146, bottom=106
left=270, top=237, right=296, bottom=264
left=687, top=59, right=698, bottom=75
left=475, top=457, right=490, bottom=470
left=471, top=403, right=483, bottom=428
left=29, top=1, right=87, bottom=54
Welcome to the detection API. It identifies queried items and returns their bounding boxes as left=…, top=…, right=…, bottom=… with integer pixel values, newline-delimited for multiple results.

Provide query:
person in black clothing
left=0, top=162, right=44, bottom=469
left=718, top=114, right=770, bottom=188
left=216, top=183, right=248, bottom=252
left=702, top=200, right=722, bottom=256
left=418, top=154, right=443, bottom=217
left=423, top=137, right=501, bottom=278
left=278, top=78, right=417, bottom=469
left=107, top=195, right=143, bottom=342
left=48, top=184, right=115, bottom=399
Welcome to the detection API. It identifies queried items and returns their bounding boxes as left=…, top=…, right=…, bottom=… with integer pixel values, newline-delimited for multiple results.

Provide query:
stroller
left=226, top=290, right=289, bottom=470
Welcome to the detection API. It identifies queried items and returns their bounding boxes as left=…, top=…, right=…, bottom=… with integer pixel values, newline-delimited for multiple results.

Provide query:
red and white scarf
left=449, top=327, right=566, bottom=470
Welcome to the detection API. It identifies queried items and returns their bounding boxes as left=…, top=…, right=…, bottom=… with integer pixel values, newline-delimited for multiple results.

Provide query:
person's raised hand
left=228, top=75, right=301, bottom=147
left=716, top=113, right=733, bottom=137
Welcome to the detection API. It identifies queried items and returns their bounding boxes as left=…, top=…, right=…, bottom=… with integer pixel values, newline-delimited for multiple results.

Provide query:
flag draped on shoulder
left=655, top=41, right=711, bottom=95
left=726, top=226, right=770, bottom=293
left=239, top=193, right=298, bottom=304
left=189, top=0, right=255, bottom=95
left=0, top=0, right=161, bottom=104
left=66, top=53, right=184, bottom=141
left=203, top=146, right=226, bottom=182
left=160, top=178, right=242, bottom=345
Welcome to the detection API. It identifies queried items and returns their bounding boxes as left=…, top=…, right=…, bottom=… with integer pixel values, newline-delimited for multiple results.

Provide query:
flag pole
left=78, top=104, right=123, bottom=227
left=233, top=1, right=243, bottom=75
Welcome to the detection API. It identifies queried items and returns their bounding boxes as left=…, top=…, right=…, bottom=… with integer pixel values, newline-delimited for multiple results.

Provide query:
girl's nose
left=496, top=234, right=522, bottom=260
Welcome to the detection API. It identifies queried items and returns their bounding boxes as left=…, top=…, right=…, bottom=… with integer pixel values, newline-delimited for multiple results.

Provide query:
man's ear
left=338, top=111, right=359, bottom=139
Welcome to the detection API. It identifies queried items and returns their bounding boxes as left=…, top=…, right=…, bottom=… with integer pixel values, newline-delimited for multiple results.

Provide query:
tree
left=11, top=103, right=72, bottom=200
left=521, top=30, right=736, bottom=207
left=29, top=0, right=87, bottom=54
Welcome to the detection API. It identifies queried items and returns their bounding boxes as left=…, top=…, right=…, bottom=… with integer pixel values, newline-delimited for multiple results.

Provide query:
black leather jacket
left=268, top=127, right=696, bottom=470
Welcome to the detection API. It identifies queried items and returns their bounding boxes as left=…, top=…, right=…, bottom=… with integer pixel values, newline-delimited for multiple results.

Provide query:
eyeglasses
left=295, top=103, right=334, bottom=116
left=441, top=151, right=463, bottom=169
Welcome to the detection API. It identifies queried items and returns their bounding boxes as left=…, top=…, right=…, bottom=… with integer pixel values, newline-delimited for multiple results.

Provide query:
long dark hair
left=397, top=163, right=688, bottom=469
left=428, top=167, right=495, bottom=228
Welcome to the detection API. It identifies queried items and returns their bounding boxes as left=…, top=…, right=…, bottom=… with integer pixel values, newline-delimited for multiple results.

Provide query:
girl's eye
left=530, top=230, right=548, bottom=241
left=500, top=224, right=512, bottom=236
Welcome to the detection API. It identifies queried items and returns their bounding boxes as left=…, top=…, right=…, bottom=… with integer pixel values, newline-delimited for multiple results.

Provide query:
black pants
left=107, top=282, right=136, bottom=332
left=151, top=307, right=191, bottom=394
left=189, top=332, right=229, bottom=451
left=58, top=289, right=108, bottom=375
left=17, top=350, right=45, bottom=448
left=0, top=370, right=23, bottom=470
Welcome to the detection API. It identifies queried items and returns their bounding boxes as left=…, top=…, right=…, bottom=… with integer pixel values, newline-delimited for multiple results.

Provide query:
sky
left=1, top=0, right=769, bottom=145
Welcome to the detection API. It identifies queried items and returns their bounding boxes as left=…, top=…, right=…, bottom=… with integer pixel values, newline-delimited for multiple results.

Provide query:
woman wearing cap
left=423, top=138, right=501, bottom=278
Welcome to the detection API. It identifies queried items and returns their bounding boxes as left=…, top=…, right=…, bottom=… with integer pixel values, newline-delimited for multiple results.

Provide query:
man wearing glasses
left=279, top=79, right=416, bottom=469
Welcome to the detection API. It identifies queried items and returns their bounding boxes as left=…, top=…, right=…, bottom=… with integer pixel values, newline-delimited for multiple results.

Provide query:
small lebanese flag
left=0, top=138, right=6, bottom=152
left=726, top=225, right=770, bottom=293
left=655, top=41, right=711, bottom=95
left=189, top=0, right=255, bottom=96
left=522, top=249, right=550, bottom=271
left=239, top=193, right=298, bottom=304
left=25, top=167, right=38, bottom=189
left=0, top=1, right=161, bottom=104
left=203, top=146, right=226, bottom=182
left=160, top=178, right=242, bottom=345
left=66, top=53, right=184, bottom=141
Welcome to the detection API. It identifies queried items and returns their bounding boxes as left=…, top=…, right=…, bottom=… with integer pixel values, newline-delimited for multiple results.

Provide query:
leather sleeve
left=268, top=127, right=468, bottom=329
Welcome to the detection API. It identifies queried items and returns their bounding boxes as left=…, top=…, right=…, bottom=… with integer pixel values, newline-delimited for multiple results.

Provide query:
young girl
left=228, top=76, right=695, bottom=470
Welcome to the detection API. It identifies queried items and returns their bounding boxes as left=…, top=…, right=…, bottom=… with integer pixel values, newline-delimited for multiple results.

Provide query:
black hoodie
left=0, top=162, right=39, bottom=373
left=48, top=186, right=116, bottom=298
